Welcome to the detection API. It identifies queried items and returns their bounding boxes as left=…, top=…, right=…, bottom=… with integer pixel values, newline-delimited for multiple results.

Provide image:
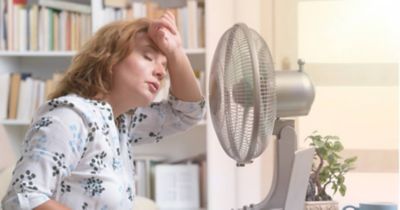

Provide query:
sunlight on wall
left=298, top=86, right=398, bottom=150
left=298, top=0, right=400, bottom=63
left=297, top=0, right=399, bottom=206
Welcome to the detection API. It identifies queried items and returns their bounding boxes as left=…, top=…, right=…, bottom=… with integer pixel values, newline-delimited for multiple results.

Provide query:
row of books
left=133, top=155, right=207, bottom=209
left=93, top=0, right=205, bottom=49
left=0, top=72, right=62, bottom=121
left=0, top=70, right=205, bottom=121
left=0, top=0, right=205, bottom=52
left=0, top=0, right=92, bottom=51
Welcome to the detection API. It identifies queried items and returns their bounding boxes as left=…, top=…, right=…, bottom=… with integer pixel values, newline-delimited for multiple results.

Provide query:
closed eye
left=144, top=54, right=153, bottom=61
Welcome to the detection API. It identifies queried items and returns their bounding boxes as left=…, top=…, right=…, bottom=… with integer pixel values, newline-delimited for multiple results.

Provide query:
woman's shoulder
left=44, top=94, right=93, bottom=112
left=34, top=94, right=98, bottom=124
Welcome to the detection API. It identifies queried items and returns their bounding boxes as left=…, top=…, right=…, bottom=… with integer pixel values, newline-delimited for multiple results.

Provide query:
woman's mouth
left=147, top=82, right=159, bottom=94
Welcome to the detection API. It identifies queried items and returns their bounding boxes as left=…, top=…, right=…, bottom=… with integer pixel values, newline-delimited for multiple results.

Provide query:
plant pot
left=304, top=200, right=339, bottom=210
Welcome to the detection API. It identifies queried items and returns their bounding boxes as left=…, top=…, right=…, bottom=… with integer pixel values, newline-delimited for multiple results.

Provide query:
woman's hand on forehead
left=148, top=11, right=183, bottom=57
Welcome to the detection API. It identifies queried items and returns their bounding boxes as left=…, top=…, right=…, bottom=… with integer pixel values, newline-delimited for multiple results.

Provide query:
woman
left=1, top=11, right=204, bottom=210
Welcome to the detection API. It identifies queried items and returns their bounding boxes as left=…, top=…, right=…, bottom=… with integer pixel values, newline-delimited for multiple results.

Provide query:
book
left=134, top=159, right=148, bottom=197
left=131, top=1, right=146, bottom=20
left=0, top=73, right=10, bottom=120
left=13, top=0, right=26, bottom=5
left=7, top=0, right=14, bottom=50
left=29, top=4, right=39, bottom=51
left=104, top=0, right=128, bottom=8
left=16, top=73, right=32, bottom=120
left=38, top=0, right=91, bottom=14
left=7, top=73, right=21, bottom=119
left=90, top=0, right=104, bottom=33
left=199, top=160, right=207, bottom=208
left=155, top=164, right=200, bottom=209
left=0, top=0, right=6, bottom=50
left=177, top=7, right=188, bottom=49
left=13, top=4, right=20, bottom=51
left=187, top=0, right=198, bottom=49
left=18, top=5, right=27, bottom=51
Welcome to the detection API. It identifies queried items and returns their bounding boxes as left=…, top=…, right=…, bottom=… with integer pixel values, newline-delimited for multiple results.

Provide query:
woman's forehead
left=135, top=32, right=159, bottom=51
left=134, top=31, right=167, bottom=62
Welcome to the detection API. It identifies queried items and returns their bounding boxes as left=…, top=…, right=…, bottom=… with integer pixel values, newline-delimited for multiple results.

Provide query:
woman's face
left=111, top=32, right=167, bottom=107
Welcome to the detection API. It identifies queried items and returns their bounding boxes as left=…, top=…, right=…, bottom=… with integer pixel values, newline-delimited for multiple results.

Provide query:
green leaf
left=314, top=140, right=324, bottom=147
left=332, top=183, right=338, bottom=194
left=339, top=184, right=347, bottom=196
left=337, top=175, right=344, bottom=185
left=324, top=135, right=339, bottom=141
left=333, top=141, right=344, bottom=152
left=333, top=153, right=341, bottom=159
left=327, top=155, right=335, bottom=164
left=345, top=156, right=358, bottom=164
left=318, top=148, right=328, bottom=157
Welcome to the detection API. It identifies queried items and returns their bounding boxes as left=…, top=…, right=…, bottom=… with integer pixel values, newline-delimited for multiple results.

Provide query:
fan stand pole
left=249, top=119, right=315, bottom=210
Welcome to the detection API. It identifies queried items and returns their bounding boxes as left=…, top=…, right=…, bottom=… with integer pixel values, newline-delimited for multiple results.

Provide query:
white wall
left=298, top=0, right=400, bottom=63
left=206, top=0, right=270, bottom=208
left=205, top=0, right=240, bottom=209
left=296, top=0, right=399, bottom=207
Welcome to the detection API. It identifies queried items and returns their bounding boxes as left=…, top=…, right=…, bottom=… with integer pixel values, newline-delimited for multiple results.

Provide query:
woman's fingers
left=161, top=16, right=176, bottom=33
left=148, top=11, right=182, bottom=53
left=151, top=19, right=176, bottom=36
left=162, top=11, right=176, bottom=29
left=148, top=21, right=171, bottom=48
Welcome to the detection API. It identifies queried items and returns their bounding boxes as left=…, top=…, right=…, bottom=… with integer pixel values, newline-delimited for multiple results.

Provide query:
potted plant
left=304, top=131, right=357, bottom=210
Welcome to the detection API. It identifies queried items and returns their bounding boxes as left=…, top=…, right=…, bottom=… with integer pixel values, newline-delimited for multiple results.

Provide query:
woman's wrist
left=34, top=200, right=72, bottom=210
left=167, top=46, right=186, bottom=60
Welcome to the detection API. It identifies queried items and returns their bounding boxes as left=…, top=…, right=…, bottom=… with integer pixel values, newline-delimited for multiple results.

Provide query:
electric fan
left=209, top=23, right=316, bottom=210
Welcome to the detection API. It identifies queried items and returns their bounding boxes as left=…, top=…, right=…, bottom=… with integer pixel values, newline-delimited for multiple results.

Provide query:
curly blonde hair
left=49, top=18, right=152, bottom=100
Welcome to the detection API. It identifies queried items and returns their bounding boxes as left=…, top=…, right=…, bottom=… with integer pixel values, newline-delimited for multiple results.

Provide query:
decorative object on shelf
left=342, top=202, right=397, bottom=210
left=0, top=125, right=16, bottom=172
left=208, top=22, right=316, bottom=210
left=305, top=201, right=339, bottom=210
left=305, top=131, right=358, bottom=210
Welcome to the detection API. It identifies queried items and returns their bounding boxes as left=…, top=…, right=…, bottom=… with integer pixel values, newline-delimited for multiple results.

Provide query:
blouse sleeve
left=123, top=94, right=205, bottom=145
left=1, top=107, right=88, bottom=210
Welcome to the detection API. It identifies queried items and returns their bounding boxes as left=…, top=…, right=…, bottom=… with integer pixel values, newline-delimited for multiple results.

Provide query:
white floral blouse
left=1, top=94, right=205, bottom=210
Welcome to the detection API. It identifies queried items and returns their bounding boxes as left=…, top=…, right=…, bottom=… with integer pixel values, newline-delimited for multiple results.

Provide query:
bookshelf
left=0, top=49, right=205, bottom=56
left=0, top=51, right=76, bottom=57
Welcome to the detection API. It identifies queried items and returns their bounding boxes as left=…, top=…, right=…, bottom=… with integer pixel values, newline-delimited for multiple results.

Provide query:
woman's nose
left=153, top=63, right=166, bottom=80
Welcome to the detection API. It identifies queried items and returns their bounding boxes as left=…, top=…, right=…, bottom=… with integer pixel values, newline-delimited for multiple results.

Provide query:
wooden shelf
left=0, top=51, right=76, bottom=57
left=0, top=48, right=205, bottom=57
left=184, top=48, right=206, bottom=54
left=0, top=119, right=30, bottom=126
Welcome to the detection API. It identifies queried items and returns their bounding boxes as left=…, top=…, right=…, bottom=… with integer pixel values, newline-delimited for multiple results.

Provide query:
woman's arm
left=167, top=46, right=203, bottom=102
left=148, top=11, right=203, bottom=102
left=1, top=107, right=88, bottom=210
left=34, top=200, right=72, bottom=210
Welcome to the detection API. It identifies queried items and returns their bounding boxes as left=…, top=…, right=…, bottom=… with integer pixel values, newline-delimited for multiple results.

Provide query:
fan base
left=235, top=119, right=315, bottom=210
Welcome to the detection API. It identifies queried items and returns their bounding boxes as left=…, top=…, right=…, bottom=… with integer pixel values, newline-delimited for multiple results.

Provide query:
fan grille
left=209, top=24, right=276, bottom=164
